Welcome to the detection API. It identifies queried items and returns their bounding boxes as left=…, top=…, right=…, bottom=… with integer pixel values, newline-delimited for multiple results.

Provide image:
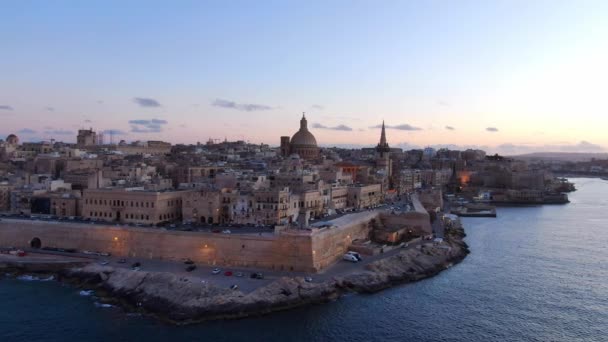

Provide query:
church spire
left=376, top=120, right=390, bottom=152
left=380, top=120, right=387, bottom=146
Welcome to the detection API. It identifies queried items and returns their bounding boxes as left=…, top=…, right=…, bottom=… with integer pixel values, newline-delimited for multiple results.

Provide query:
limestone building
left=280, top=114, right=319, bottom=160
left=77, top=128, right=97, bottom=147
left=82, top=188, right=184, bottom=225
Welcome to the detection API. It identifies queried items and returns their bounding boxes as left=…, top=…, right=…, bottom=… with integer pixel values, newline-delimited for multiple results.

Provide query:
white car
left=222, top=229, right=231, bottom=234
left=212, top=268, right=222, bottom=275
left=346, top=251, right=363, bottom=261
left=343, top=253, right=359, bottom=262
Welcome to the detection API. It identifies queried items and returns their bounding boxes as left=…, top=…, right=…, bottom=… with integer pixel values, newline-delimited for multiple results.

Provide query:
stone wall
left=0, top=219, right=315, bottom=272
left=310, top=211, right=377, bottom=270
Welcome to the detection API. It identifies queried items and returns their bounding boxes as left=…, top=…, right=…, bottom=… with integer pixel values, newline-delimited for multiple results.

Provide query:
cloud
left=437, top=100, right=450, bottom=107
left=17, top=128, right=37, bottom=134
left=97, top=100, right=104, bottom=104
left=0, top=105, right=14, bottom=111
left=486, top=127, right=499, bottom=132
left=370, top=123, right=422, bottom=131
left=493, top=141, right=606, bottom=155
left=44, top=129, right=74, bottom=135
left=312, top=123, right=353, bottom=131
left=128, top=118, right=168, bottom=133
left=45, top=107, right=54, bottom=112
left=445, top=126, right=455, bottom=130
left=310, top=104, right=324, bottom=110
left=102, top=129, right=128, bottom=135
left=212, top=98, right=273, bottom=112
left=560, top=140, right=605, bottom=152
left=84, top=119, right=92, bottom=123
left=133, top=97, right=162, bottom=108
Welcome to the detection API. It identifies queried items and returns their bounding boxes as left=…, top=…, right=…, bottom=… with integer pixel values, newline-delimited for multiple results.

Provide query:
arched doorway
left=200, top=216, right=206, bottom=224
left=208, top=217, right=213, bottom=224
left=30, top=237, right=41, bottom=249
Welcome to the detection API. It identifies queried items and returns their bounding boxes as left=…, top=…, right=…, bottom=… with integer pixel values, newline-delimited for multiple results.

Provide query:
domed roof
left=290, top=114, right=317, bottom=146
left=6, top=134, right=19, bottom=144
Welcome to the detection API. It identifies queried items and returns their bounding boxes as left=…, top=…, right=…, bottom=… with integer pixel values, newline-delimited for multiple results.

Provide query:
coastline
left=1, top=227, right=468, bottom=324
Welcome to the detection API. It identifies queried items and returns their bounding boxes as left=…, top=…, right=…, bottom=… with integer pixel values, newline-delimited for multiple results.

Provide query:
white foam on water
left=79, top=290, right=94, bottom=296
left=94, top=302, right=114, bottom=308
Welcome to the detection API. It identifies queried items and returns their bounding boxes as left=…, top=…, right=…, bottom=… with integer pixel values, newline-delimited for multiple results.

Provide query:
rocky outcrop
left=60, top=228, right=469, bottom=323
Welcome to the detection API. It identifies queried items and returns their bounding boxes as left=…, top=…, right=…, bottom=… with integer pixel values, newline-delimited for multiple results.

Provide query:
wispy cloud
left=486, top=127, right=499, bottom=132
left=437, top=100, right=450, bottom=107
left=212, top=98, right=273, bottom=112
left=445, top=126, right=455, bottom=130
left=370, top=123, right=422, bottom=131
left=45, top=107, right=54, bottom=112
left=133, top=97, right=162, bottom=108
left=310, top=104, right=324, bottom=110
left=44, top=129, right=73, bottom=135
left=0, top=105, right=14, bottom=111
left=84, top=119, right=92, bottom=123
left=17, top=128, right=37, bottom=134
left=497, top=141, right=605, bottom=155
left=129, top=118, right=168, bottom=133
left=102, top=129, right=128, bottom=135
left=312, top=123, right=353, bottom=131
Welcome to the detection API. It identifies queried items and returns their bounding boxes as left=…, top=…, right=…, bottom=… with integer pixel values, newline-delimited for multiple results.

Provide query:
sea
left=1, top=178, right=607, bottom=342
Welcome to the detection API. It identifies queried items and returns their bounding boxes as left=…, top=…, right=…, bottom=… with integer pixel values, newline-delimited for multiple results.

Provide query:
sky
left=1, top=0, right=608, bottom=155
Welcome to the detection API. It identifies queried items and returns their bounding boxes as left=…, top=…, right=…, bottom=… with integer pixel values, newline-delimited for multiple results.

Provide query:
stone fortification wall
left=310, top=211, right=377, bottom=270
left=0, top=211, right=389, bottom=273
left=0, top=219, right=315, bottom=272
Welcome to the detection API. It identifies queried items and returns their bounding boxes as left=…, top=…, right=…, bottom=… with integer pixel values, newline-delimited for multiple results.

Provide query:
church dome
left=290, top=115, right=317, bottom=147
left=6, top=134, right=19, bottom=145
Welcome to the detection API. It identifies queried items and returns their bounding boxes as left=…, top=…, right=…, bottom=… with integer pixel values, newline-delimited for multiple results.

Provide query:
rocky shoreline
left=1, top=228, right=468, bottom=324
left=51, top=227, right=469, bottom=324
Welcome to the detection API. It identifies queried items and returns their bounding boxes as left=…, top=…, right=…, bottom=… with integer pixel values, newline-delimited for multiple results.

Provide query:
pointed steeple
left=380, top=120, right=387, bottom=146
left=376, top=120, right=390, bottom=152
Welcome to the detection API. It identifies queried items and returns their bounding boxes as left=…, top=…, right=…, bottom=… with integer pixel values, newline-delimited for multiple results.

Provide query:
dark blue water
left=2, top=178, right=607, bottom=342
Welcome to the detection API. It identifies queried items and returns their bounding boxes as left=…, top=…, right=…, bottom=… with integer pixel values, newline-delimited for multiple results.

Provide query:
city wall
left=310, top=211, right=377, bottom=270
left=0, top=219, right=315, bottom=272
left=0, top=211, right=396, bottom=273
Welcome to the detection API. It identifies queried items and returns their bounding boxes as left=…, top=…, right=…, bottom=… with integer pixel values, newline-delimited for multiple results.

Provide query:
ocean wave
left=79, top=290, right=95, bottom=296
left=16, top=275, right=54, bottom=282
left=94, top=302, right=114, bottom=308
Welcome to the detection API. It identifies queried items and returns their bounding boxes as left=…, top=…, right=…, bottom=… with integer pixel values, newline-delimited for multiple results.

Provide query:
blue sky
left=1, top=0, right=608, bottom=154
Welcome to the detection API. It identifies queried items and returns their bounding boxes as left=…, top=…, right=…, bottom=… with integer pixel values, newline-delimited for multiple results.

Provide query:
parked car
left=224, top=271, right=233, bottom=276
left=185, top=265, right=196, bottom=272
left=99, top=261, right=109, bottom=266
left=235, top=272, right=244, bottom=277
left=221, top=229, right=231, bottom=234
left=211, top=268, right=221, bottom=275
left=117, top=258, right=127, bottom=264
left=230, top=284, right=239, bottom=290
left=304, top=277, right=313, bottom=283
left=250, top=272, right=264, bottom=279
left=183, top=258, right=194, bottom=265
left=346, top=251, right=363, bottom=261
left=342, top=253, right=359, bottom=262
left=131, top=262, right=141, bottom=268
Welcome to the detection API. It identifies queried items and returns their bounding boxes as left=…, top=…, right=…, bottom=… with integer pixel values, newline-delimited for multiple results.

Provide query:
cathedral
left=280, top=113, right=319, bottom=160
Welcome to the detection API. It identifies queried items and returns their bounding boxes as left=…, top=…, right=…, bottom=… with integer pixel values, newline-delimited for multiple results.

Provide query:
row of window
left=88, top=211, right=178, bottom=221
left=85, top=198, right=155, bottom=208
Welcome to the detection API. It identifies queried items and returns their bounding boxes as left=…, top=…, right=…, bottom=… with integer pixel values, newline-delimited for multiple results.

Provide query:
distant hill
left=511, top=152, right=608, bottom=162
